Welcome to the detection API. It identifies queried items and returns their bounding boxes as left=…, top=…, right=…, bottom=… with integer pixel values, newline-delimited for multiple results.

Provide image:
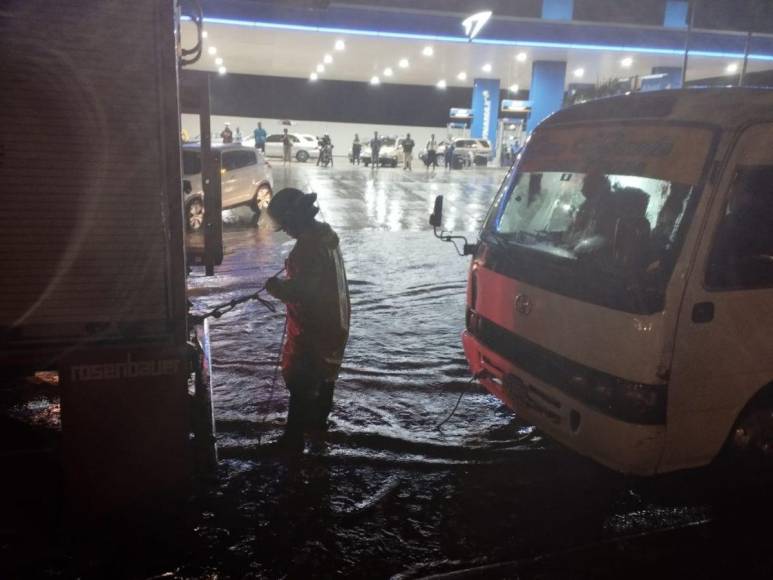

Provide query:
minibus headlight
left=574, top=374, right=666, bottom=424
left=612, top=382, right=666, bottom=424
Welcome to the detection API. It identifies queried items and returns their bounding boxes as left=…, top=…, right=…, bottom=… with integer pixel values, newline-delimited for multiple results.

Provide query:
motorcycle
left=319, top=143, right=333, bottom=167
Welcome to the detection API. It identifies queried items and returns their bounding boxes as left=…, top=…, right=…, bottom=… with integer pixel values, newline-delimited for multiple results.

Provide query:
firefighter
left=264, top=188, right=351, bottom=452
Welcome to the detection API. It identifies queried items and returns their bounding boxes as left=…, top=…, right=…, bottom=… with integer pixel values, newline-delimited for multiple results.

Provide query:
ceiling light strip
left=195, top=16, right=773, bottom=62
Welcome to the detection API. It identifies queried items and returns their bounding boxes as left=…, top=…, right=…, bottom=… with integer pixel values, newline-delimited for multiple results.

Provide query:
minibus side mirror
left=429, top=195, right=444, bottom=228
left=429, top=194, right=478, bottom=256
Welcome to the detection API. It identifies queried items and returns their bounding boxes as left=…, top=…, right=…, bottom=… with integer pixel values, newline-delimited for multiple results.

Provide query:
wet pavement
left=4, top=163, right=773, bottom=578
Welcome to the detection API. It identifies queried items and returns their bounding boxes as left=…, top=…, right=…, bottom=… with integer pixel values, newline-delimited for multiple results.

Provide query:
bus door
left=662, top=123, right=773, bottom=471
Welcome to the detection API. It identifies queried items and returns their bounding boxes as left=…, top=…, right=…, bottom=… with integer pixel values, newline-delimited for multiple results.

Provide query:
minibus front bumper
left=462, top=330, right=666, bottom=475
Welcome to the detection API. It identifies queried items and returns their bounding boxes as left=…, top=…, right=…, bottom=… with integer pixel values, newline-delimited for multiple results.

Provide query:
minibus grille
left=473, top=317, right=667, bottom=425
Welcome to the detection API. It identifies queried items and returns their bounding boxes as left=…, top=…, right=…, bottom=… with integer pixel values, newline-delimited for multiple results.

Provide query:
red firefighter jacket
left=268, top=222, right=350, bottom=381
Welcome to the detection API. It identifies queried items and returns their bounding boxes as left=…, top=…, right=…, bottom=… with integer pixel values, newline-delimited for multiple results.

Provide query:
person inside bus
left=709, top=166, right=773, bottom=287
left=651, top=183, right=691, bottom=251
left=564, top=169, right=614, bottom=251
left=264, top=188, right=351, bottom=453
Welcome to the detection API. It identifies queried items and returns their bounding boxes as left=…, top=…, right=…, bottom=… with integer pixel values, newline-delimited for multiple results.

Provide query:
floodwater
left=4, top=163, right=773, bottom=579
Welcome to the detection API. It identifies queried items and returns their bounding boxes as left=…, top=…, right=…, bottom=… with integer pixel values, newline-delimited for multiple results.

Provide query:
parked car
left=420, top=138, right=493, bottom=167
left=453, top=138, right=493, bottom=166
left=261, top=132, right=320, bottom=162
left=182, top=144, right=273, bottom=232
left=361, top=136, right=400, bottom=167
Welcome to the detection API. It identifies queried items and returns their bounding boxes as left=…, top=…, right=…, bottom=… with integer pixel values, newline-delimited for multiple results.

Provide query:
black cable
left=258, top=312, right=287, bottom=446
left=434, top=372, right=482, bottom=430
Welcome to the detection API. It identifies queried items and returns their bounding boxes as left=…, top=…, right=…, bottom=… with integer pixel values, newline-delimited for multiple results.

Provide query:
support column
left=470, top=78, right=500, bottom=153
left=663, top=0, right=688, bottom=28
left=528, top=61, right=566, bottom=132
left=542, top=0, right=573, bottom=21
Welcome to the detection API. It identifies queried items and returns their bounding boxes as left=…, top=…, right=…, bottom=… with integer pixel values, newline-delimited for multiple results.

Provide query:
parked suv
left=262, top=132, right=320, bottom=162
left=182, top=144, right=273, bottom=232
left=451, top=138, right=493, bottom=166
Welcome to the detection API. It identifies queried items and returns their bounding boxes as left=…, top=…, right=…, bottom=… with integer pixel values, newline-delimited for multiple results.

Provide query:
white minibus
left=440, top=89, right=773, bottom=474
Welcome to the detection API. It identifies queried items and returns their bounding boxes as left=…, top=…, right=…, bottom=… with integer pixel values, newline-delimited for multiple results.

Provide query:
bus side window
left=707, top=165, right=773, bottom=289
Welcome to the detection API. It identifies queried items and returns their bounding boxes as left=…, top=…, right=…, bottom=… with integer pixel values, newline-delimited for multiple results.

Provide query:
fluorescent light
left=457, top=71, right=467, bottom=81
left=201, top=30, right=208, bottom=39
left=573, top=67, right=585, bottom=78
left=218, top=66, right=227, bottom=75
left=316, top=64, right=325, bottom=73
left=370, top=75, right=380, bottom=85
left=422, top=46, right=434, bottom=57
left=461, top=10, right=492, bottom=40
left=215, top=57, right=223, bottom=66
left=482, top=63, right=492, bottom=73
left=207, top=46, right=217, bottom=56
left=323, top=54, right=333, bottom=64
left=621, top=57, right=633, bottom=68
left=516, top=52, right=527, bottom=62
left=509, top=84, right=519, bottom=92
left=398, top=58, right=409, bottom=68
left=310, top=72, right=318, bottom=81
left=726, top=62, right=739, bottom=74
left=334, top=39, right=345, bottom=51
left=383, top=67, right=393, bottom=77
left=436, top=79, right=447, bottom=89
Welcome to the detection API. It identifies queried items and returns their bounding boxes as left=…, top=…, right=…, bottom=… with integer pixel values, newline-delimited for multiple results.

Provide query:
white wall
left=181, top=114, right=456, bottom=157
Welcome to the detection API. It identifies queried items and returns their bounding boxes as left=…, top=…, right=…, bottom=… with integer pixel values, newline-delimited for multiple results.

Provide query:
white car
left=361, top=136, right=400, bottom=167
left=182, top=144, right=273, bottom=231
left=262, top=132, right=320, bottom=162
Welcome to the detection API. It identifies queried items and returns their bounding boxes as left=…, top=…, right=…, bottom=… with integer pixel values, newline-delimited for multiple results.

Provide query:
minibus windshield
left=483, top=123, right=715, bottom=313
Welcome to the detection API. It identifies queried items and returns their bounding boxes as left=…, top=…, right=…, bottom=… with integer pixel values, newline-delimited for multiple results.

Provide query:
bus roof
left=541, top=88, right=773, bottom=132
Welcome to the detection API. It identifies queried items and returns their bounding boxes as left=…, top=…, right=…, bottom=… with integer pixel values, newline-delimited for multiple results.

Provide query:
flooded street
left=4, top=164, right=773, bottom=579
left=180, top=164, right=772, bottom=579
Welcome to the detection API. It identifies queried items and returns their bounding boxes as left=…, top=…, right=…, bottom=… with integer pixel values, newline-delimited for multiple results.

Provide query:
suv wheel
left=187, top=198, right=204, bottom=232
left=252, top=184, right=272, bottom=214
left=296, top=150, right=309, bottom=163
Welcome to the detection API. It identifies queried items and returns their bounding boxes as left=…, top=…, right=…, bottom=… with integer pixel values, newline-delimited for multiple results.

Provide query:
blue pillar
left=470, top=78, right=500, bottom=152
left=664, top=0, right=688, bottom=28
left=528, top=61, right=566, bottom=132
left=542, top=0, right=573, bottom=21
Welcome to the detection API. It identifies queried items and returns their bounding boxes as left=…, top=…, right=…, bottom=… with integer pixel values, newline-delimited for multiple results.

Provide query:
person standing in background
left=425, top=134, right=438, bottom=174
left=254, top=122, right=267, bottom=152
left=370, top=131, right=381, bottom=171
left=235, top=126, right=242, bottom=143
left=352, top=134, right=361, bottom=165
left=220, top=123, right=233, bottom=143
left=444, top=140, right=455, bottom=170
left=402, top=133, right=415, bottom=171
left=282, top=128, right=293, bottom=165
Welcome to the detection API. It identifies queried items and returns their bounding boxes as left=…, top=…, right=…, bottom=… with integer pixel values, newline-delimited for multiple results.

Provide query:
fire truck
left=0, top=0, right=219, bottom=512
